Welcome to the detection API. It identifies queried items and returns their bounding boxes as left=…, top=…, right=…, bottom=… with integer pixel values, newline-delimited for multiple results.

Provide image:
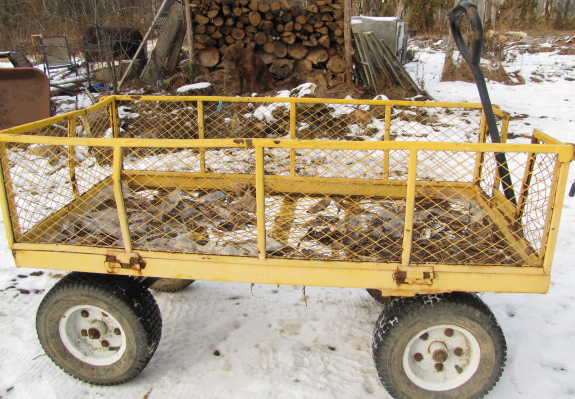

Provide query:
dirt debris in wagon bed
left=43, top=182, right=520, bottom=265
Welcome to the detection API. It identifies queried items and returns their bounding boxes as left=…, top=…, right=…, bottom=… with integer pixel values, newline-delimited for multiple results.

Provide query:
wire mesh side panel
left=46, top=111, right=119, bottom=247
left=116, top=99, right=496, bottom=144
left=123, top=145, right=258, bottom=256
left=261, top=145, right=558, bottom=266
left=264, top=146, right=404, bottom=261
left=478, top=149, right=559, bottom=257
left=4, top=138, right=115, bottom=247
left=118, top=100, right=199, bottom=140
left=410, top=149, right=536, bottom=266
left=390, top=106, right=486, bottom=142
left=519, top=152, right=558, bottom=255
left=4, top=142, right=74, bottom=237
left=404, top=149, right=520, bottom=265
left=462, top=148, right=560, bottom=264
left=73, top=110, right=115, bottom=193
left=262, top=145, right=521, bottom=264
left=409, top=192, right=521, bottom=265
left=264, top=191, right=406, bottom=262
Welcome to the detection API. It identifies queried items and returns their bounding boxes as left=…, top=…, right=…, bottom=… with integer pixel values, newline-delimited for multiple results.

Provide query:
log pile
left=190, top=0, right=347, bottom=79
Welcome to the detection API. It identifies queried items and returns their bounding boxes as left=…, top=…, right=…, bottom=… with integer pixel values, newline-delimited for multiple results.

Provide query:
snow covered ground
left=1, top=37, right=575, bottom=399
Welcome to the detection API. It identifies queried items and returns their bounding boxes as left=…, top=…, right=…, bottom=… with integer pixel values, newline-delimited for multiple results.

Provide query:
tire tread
left=372, top=292, right=506, bottom=399
left=37, top=272, right=162, bottom=385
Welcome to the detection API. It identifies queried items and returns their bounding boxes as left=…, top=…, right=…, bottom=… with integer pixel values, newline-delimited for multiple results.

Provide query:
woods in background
left=1, top=0, right=573, bottom=61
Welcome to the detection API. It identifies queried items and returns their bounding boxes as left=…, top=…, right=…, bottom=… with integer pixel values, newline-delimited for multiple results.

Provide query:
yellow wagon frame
left=1, top=95, right=573, bottom=296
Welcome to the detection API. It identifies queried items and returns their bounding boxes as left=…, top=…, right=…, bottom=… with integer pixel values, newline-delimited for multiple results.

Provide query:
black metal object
left=448, top=2, right=517, bottom=205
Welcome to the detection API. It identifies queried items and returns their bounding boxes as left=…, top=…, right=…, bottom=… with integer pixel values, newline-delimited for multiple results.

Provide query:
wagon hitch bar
left=448, top=2, right=517, bottom=205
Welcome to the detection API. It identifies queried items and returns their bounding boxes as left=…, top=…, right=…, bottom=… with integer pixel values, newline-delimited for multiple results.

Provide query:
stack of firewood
left=191, top=0, right=347, bottom=78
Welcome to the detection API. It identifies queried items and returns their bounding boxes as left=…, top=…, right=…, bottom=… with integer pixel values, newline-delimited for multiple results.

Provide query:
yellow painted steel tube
left=0, top=96, right=115, bottom=136
left=104, top=94, right=494, bottom=110
left=0, top=135, right=570, bottom=158
left=383, top=104, right=392, bottom=180
left=112, top=146, right=132, bottom=253
left=255, top=147, right=266, bottom=261
left=198, top=100, right=206, bottom=173
left=401, top=150, right=418, bottom=267
left=542, top=158, right=571, bottom=273
left=67, top=117, right=80, bottom=199
left=289, top=102, right=296, bottom=176
left=12, top=249, right=552, bottom=294
left=0, top=143, right=15, bottom=248
left=109, top=99, right=120, bottom=138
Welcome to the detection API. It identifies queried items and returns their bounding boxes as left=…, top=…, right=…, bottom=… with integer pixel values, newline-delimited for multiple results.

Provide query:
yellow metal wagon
left=1, top=94, right=573, bottom=398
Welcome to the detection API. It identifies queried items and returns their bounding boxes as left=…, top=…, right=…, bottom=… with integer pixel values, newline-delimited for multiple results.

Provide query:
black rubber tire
left=36, top=272, right=162, bottom=385
left=372, top=292, right=506, bottom=399
left=150, top=278, right=195, bottom=292
left=366, top=288, right=393, bottom=305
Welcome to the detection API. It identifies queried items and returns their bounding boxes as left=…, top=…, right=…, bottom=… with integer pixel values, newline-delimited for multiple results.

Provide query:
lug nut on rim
left=433, top=349, right=448, bottom=363
left=88, top=328, right=101, bottom=340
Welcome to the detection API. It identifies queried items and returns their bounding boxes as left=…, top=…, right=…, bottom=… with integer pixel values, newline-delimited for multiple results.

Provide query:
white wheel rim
left=59, top=305, right=127, bottom=366
left=402, top=324, right=481, bottom=391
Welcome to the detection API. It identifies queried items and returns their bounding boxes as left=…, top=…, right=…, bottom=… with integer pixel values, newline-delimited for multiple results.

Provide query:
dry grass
left=441, top=56, right=517, bottom=85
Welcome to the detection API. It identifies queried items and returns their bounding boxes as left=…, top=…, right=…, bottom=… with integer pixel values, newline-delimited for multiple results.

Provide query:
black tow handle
left=448, top=2, right=517, bottom=205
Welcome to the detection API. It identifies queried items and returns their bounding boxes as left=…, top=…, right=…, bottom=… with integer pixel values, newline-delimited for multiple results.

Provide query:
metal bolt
left=419, top=332, right=429, bottom=341
left=435, top=363, right=444, bottom=372
left=101, top=340, right=109, bottom=348
left=81, top=329, right=88, bottom=337
left=88, top=328, right=101, bottom=340
left=413, top=353, right=423, bottom=362
left=444, top=328, right=454, bottom=337
left=114, top=328, right=121, bottom=336
left=81, top=310, right=89, bottom=318
left=432, top=349, right=448, bottom=363
left=454, top=347, right=464, bottom=356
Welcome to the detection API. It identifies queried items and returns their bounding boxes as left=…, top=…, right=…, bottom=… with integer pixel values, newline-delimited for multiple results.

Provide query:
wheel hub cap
left=59, top=305, right=127, bottom=366
left=403, top=324, right=481, bottom=391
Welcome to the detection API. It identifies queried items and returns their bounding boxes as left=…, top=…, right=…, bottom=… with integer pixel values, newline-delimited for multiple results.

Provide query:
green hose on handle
left=448, top=1, right=517, bottom=205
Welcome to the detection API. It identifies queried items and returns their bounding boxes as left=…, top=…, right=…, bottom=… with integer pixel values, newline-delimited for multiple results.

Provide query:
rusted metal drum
left=0, top=67, right=50, bottom=130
